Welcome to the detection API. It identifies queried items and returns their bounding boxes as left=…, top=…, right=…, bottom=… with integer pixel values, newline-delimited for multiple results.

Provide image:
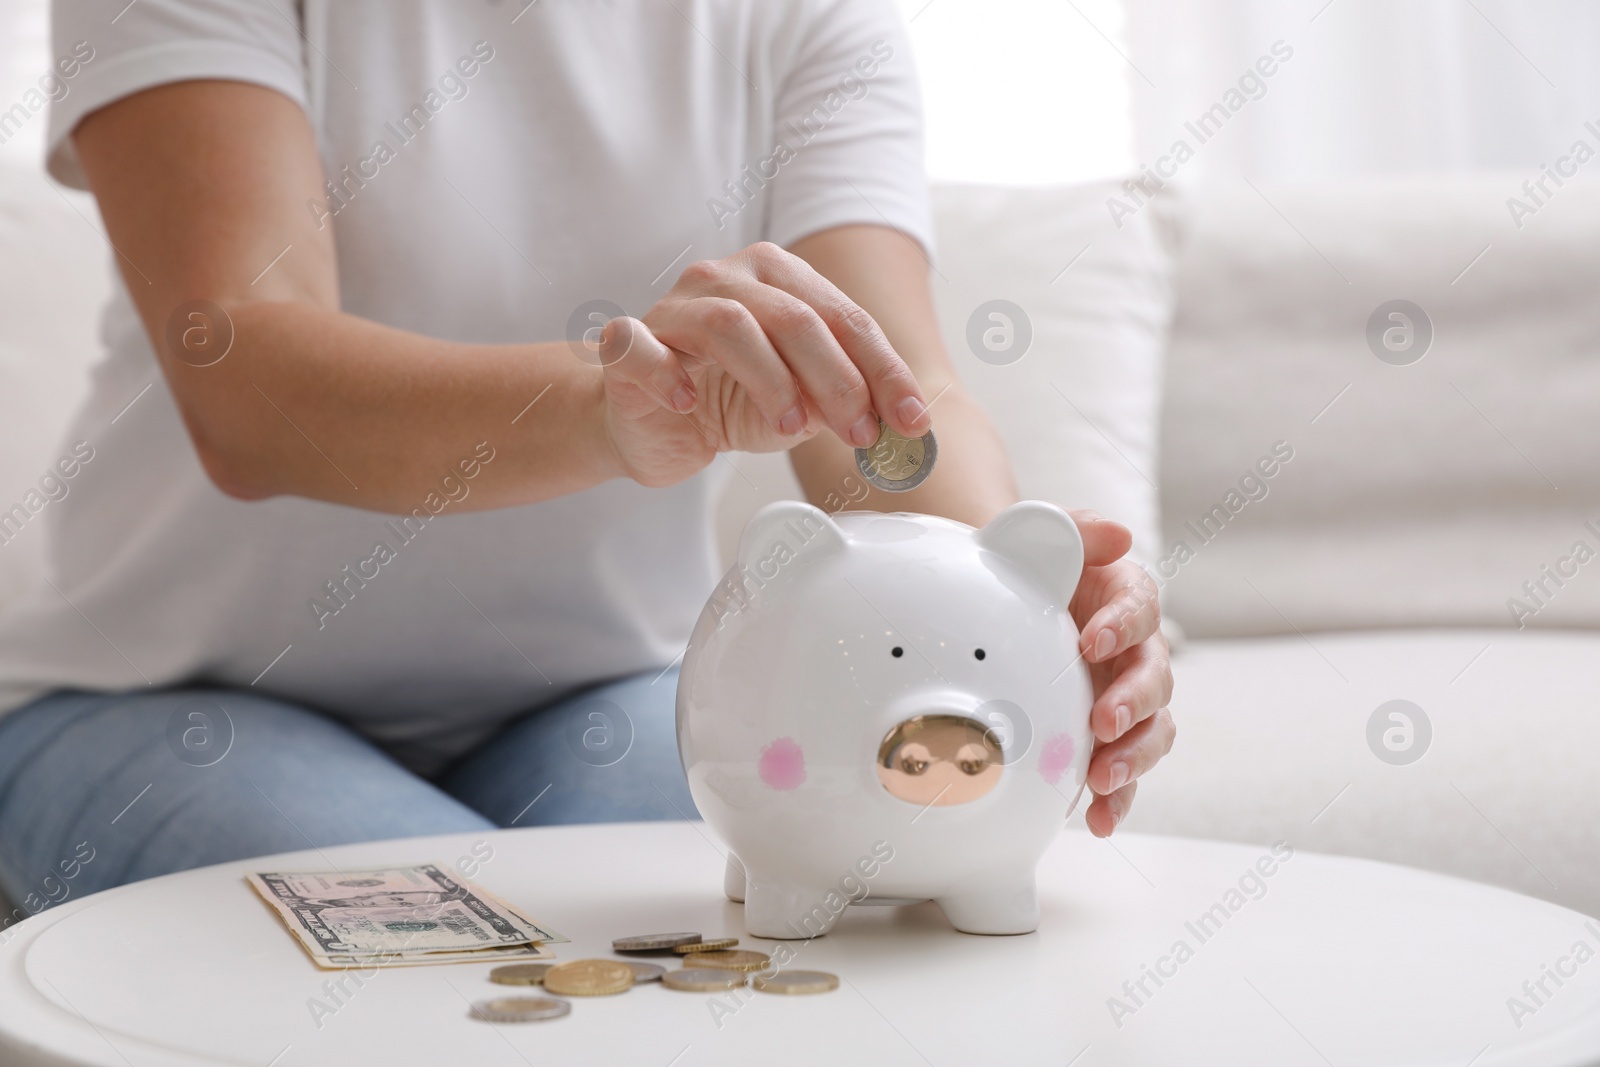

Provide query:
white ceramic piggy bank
left=676, top=499, right=1094, bottom=938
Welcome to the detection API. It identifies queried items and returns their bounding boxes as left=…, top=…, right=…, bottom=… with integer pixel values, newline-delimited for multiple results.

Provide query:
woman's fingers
left=1087, top=706, right=1175, bottom=800
left=1085, top=779, right=1138, bottom=838
left=1055, top=516, right=1170, bottom=839
left=734, top=242, right=928, bottom=440
left=645, top=293, right=809, bottom=436
left=598, top=317, right=695, bottom=414
left=714, top=273, right=880, bottom=447
left=1068, top=509, right=1133, bottom=569
left=1077, top=560, right=1162, bottom=665
left=1089, top=636, right=1173, bottom=743
left=1073, top=554, right=1174, bottom=836
left=652, top=243, right=928, bottom=447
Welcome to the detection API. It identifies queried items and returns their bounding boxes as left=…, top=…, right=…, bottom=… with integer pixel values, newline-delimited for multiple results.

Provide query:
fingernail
left=672, top=384, right=696, bottom=413
left=896, top=395, right=926, bottom=428
left=1108, top=760, right=1129, bottom=792
left=1110, top=805, right=1123, bottom=830
left=778, top=405, right=807, bottom=436
left=1093, top=628, right=1117, bottom=660
left=1114, top=704, right=1130, bottom=736
left=849, top=413, right=879, bottom=448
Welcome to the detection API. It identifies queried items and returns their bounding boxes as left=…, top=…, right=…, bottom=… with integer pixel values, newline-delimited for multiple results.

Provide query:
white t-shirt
left=0, top=0, right=930, bottom=774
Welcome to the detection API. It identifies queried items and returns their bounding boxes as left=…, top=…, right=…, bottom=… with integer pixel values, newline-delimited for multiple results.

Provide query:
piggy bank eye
left=974, top=648, right=986, bottom=660
left=891, top=646, right=904, bottom=658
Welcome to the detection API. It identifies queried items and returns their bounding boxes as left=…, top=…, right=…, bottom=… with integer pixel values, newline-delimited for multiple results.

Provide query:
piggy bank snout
left=875, top=691, right=1007, bottom=807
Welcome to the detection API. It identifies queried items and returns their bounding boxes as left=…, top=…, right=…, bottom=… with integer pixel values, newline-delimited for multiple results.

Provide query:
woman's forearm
left=73, top=81, right=623, bottom=514
left=181, top=301, right=621, bottom=512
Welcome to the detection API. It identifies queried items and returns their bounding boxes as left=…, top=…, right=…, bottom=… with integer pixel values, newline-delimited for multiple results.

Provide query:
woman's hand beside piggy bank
left=1068, top=510, right=1176, bottom=837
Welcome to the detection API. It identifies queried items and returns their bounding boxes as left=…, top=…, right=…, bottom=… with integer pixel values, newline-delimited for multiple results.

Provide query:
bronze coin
left=543, top=958, right=635, bottom=996
left=673, top=937, right=739, bottom=954
left=682, top=950, right=771, bottom=972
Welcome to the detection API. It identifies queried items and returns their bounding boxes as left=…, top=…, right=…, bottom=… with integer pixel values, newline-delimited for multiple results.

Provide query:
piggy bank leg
left=723, top=854, right=746, bottom=903
left=742, top=877, right=845, bottom=940
left=935, top=874, right=1040, bottom=936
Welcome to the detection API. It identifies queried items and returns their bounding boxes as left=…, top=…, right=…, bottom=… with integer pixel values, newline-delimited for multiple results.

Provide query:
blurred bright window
left=895, top=0, right=1135, bottom=184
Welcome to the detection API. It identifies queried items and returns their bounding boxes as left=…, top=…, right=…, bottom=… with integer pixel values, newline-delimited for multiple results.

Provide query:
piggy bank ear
left=975, top=501, right=1086, bottom=606
left=736, top=500, right=849, bottom=572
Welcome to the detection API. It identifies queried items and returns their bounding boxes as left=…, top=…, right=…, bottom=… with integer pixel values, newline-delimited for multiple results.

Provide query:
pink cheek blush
left=1038, top=733, right=1076, bottom=786
left=758, top=737, right=806, bottom=791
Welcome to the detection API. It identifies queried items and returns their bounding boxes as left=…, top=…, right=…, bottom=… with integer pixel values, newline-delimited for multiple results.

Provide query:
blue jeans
left=0, top=667, right=693, bottom=928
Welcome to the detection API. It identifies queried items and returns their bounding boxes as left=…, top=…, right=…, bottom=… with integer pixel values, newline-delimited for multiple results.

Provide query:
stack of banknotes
left=246, top=863, right=566, bottom=969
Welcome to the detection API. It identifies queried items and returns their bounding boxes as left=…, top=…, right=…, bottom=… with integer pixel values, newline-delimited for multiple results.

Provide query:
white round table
left=1, top=824, right=1596, bottom=1066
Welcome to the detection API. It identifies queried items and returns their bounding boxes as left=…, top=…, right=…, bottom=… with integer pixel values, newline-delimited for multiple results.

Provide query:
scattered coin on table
left=752, top=970, right=840, bottom=995
left=682, top=949, right=772, bottom=972
left=855, top=417, right=937, bottom=492
left=662, top=968, right=749, bottom=992
left=620, top=961, right=667, bottom=983
left=470, top=934, right=845, bottom=1012
left=471, top=997, right=572, bottom=1022
left=613, top=932, right=703, bottom=952
left=672, top=937, right=738, bottom=954
left=489, top=963, right=553, bottom=987
left=543, top=959, right=635, bottom=996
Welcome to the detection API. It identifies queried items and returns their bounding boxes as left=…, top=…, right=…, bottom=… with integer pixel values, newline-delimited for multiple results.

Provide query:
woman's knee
left=0, top=688, right=494, bottom=904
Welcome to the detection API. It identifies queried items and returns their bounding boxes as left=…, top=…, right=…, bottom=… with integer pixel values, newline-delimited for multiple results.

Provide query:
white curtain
left=896, top=0, right=1134, bottom=184
left=1123, top=0, right=1600, bottom=179
left=0, top=0, right=51, bottom=171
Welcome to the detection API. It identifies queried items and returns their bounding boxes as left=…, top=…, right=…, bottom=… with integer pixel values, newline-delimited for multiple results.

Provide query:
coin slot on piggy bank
left=876, top=715, right=1002, bottom=806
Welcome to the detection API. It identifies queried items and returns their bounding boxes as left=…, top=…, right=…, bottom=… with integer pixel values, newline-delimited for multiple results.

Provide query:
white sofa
left=2, top=159, right=1597, bottom=921
left=1132, top=175, right=1600, bottom=920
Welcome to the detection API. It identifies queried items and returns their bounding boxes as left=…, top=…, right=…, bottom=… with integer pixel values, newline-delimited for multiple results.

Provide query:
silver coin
left=661, top=967, right=748, bottom=992
left=612, top=932, right=702, bottom=952
left=471, top=996, right=571, bottom=1022
left=622, top=961, right=667, bottom=983
left=489, top=963, right=553, bottom=986
left=855, top=419, right=936, bottom=493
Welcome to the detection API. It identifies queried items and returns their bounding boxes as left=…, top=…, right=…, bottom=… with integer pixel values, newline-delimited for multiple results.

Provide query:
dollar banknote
left=247, top=863, right=566, bottom=969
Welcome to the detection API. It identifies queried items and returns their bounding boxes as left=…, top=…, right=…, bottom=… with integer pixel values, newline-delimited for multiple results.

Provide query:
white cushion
left=0, top=161, right=109, bottom=611
left=1159, top=175, right=1600, bottom=636
left=1107, top=628, right=1600, bottom=918
left=715, top=179, right=1173, bottom=574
